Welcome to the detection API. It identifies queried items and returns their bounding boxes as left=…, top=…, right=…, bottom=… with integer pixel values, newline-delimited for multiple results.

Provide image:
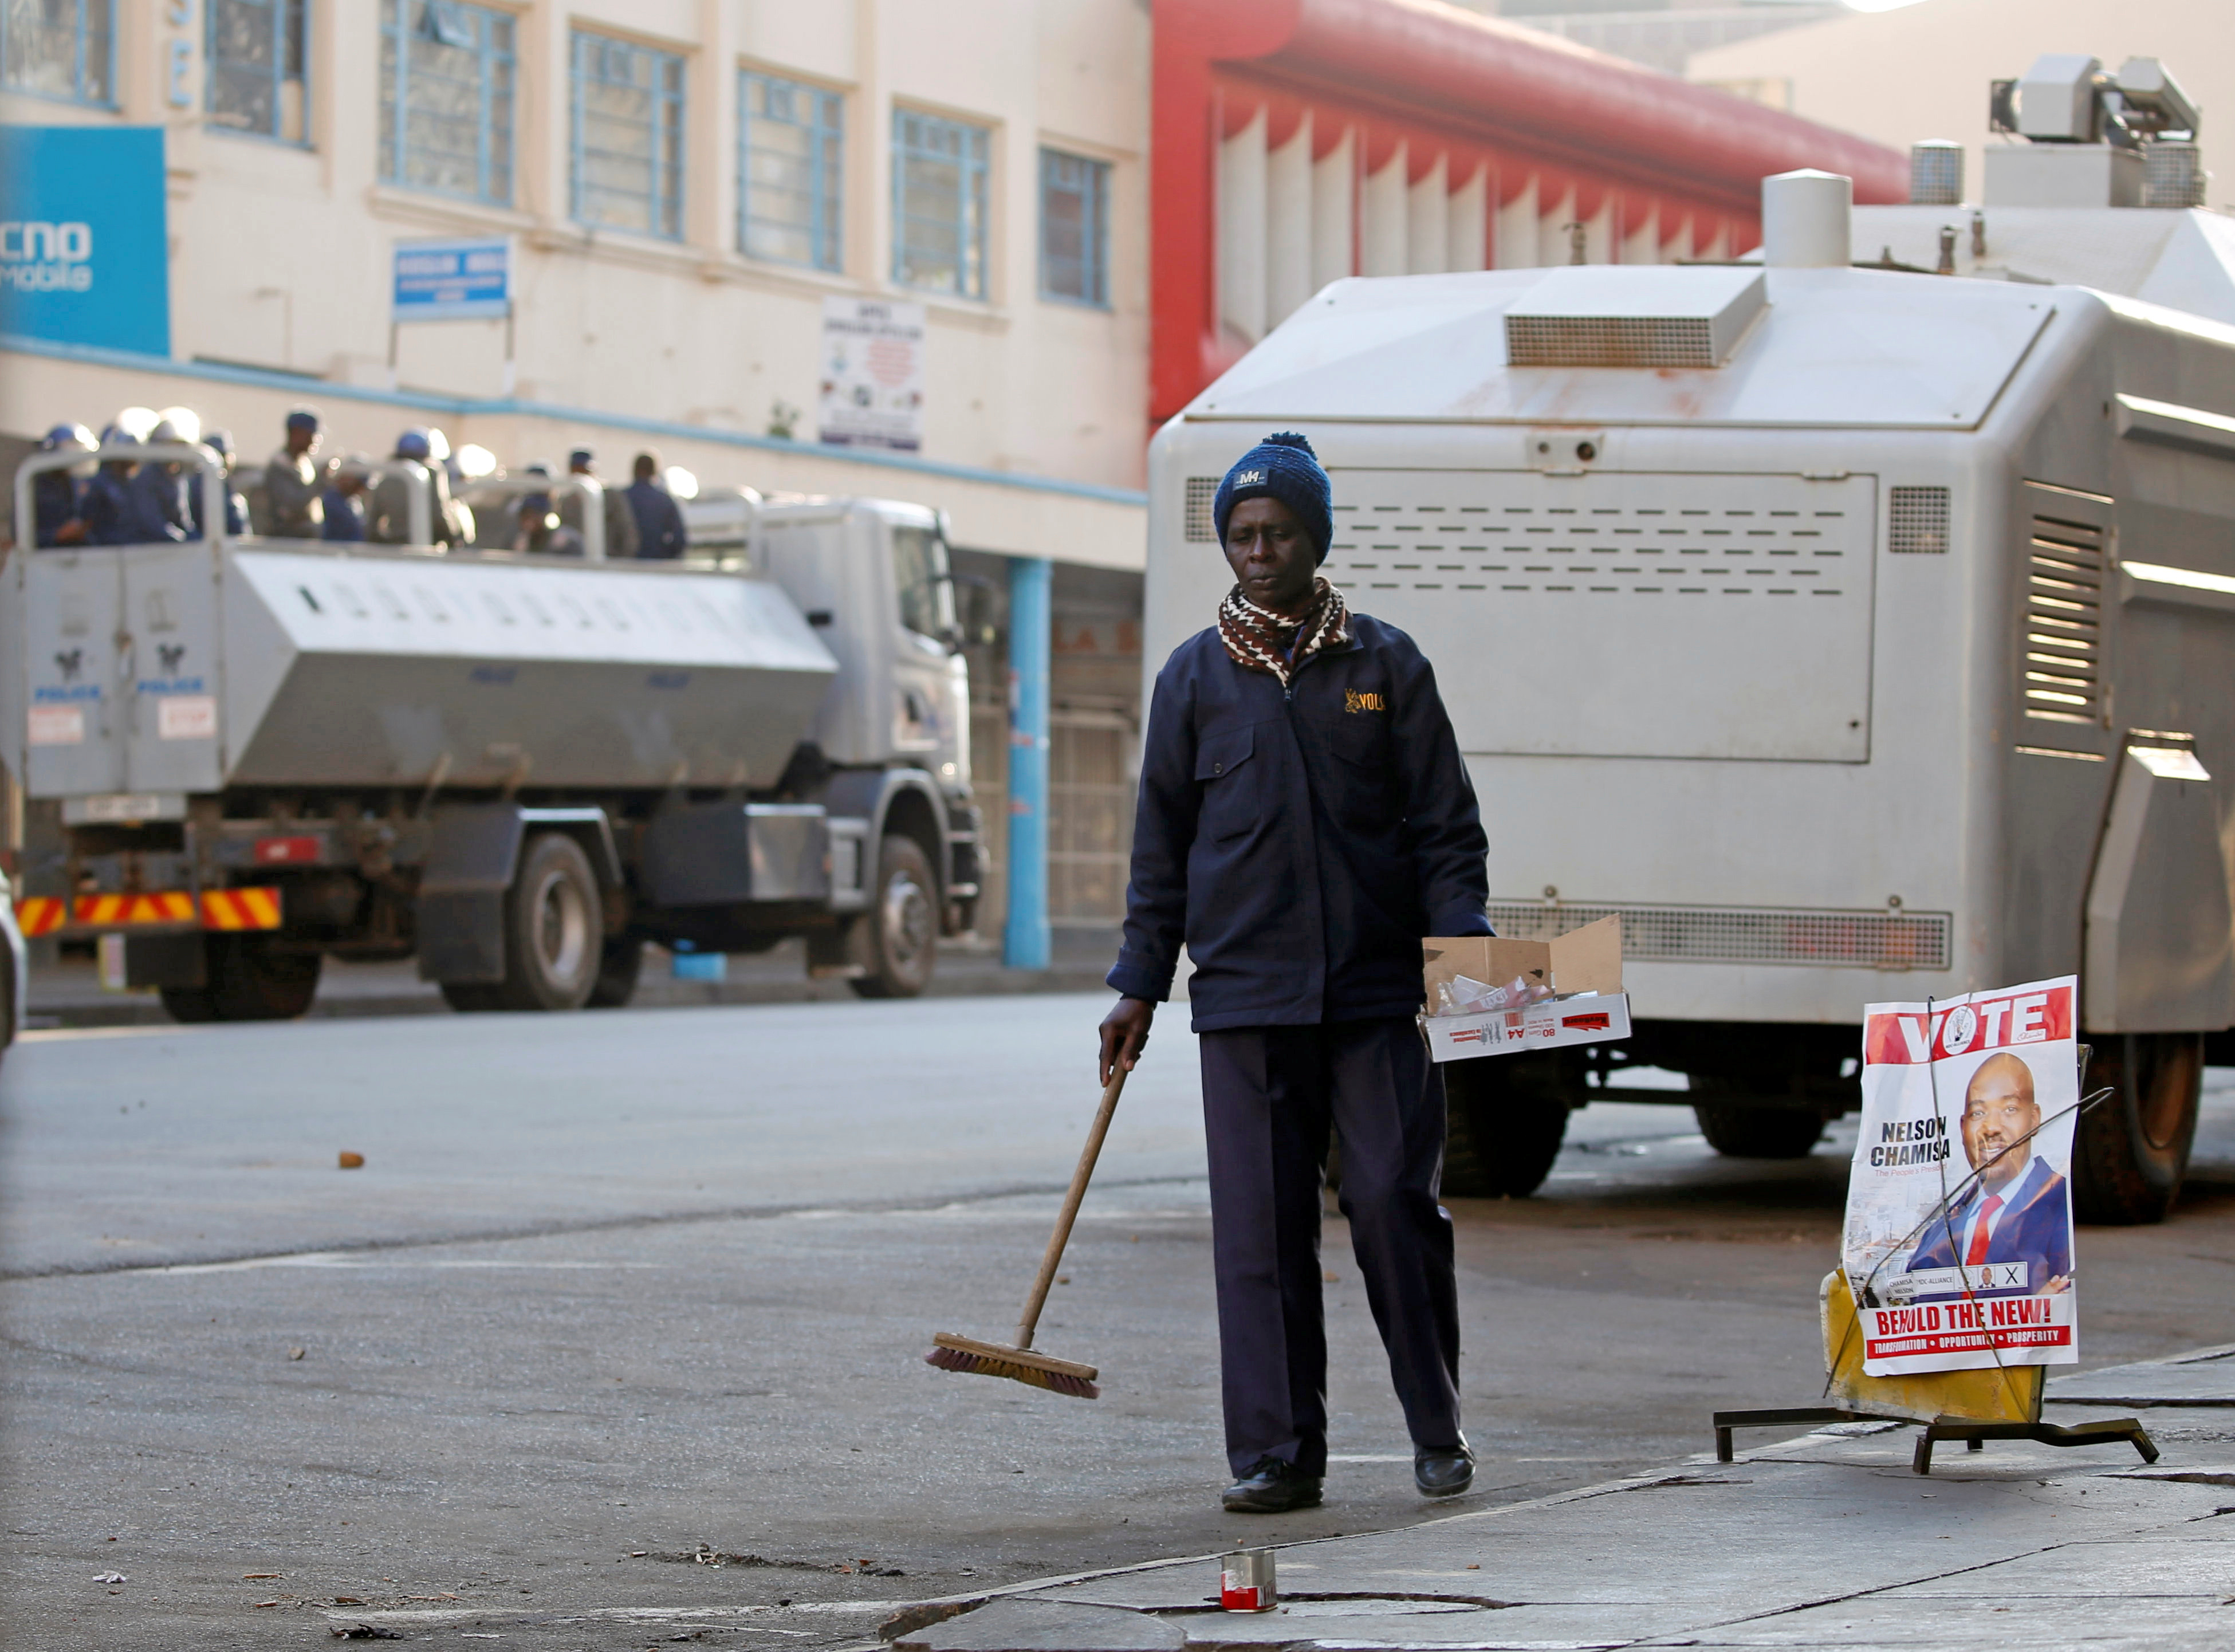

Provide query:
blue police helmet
left=41, top=423, right=97, bottom=453
left=394, top=428, right=432, bottom=461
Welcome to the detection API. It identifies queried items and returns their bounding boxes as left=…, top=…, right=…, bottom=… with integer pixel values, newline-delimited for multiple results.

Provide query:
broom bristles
left=924, top=1340, right=1100, bottom=1399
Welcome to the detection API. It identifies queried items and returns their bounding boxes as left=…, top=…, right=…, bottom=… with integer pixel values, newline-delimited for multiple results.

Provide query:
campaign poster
left=819, top=296, right=924, bottom=451
left=1842, top=977, right=2080, bottom=1377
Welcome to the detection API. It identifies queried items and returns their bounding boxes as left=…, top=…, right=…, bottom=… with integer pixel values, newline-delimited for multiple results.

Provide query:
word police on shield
left=392, top=236, right=511, bottom=321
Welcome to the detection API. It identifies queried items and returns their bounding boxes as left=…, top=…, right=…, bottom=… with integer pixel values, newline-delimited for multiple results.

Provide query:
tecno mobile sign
left=0, top=125, right=170, bottom=356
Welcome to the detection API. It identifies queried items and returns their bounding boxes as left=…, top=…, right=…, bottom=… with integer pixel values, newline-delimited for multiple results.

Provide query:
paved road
left=3, top=996, right=2230, bottom=1649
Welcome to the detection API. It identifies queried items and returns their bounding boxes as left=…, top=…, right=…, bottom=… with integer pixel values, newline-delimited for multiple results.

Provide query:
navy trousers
left=1198, top=1018, right=1462, bottom=1477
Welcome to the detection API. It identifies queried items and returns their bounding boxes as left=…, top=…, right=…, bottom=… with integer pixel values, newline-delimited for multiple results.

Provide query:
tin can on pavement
left=1220, top=1548, right=1277, bottom=1611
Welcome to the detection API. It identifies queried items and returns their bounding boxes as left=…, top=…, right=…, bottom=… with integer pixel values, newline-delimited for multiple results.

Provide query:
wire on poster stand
left=1821, top=1000, right=2111, bottom=1401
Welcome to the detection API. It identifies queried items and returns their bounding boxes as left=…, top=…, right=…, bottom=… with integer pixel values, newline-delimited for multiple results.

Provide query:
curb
left=26, top=964, right=1118, bottom=1030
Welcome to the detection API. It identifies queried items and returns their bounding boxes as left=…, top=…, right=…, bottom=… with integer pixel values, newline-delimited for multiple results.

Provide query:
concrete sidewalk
left=882, top=1348, right=2235, bottom=1652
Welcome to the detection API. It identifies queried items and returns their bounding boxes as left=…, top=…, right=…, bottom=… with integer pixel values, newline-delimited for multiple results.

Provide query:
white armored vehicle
left=2, top=458, right=979, bottom=1019
left=1148, top=56, right=2232, bottom=1221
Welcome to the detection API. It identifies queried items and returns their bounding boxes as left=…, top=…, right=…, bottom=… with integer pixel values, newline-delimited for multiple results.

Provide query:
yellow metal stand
left=1711, top=1272, right=2159, bottom=1475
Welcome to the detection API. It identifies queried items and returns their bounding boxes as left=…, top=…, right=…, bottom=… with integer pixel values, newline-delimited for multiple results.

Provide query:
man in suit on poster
left=1905, top=1052, right=2072, bottom=1297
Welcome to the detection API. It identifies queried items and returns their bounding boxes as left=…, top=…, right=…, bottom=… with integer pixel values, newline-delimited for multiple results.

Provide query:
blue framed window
left=570, top=30, right=686, bottom=241
left=892, top=108, right=990, bottom=300
left=738, top=70, right=843, bottom=272
left=0, top=0, right=115, bottom=107
left=1039, top=148, right=1109, bottom=308
left=207, top=0, right=310, bottom=144
left=379, top=1, right=516, bottom=205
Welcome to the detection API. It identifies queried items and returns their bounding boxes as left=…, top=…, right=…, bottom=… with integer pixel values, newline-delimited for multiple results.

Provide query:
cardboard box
left=1419, top=914, right=1632, bottom=1064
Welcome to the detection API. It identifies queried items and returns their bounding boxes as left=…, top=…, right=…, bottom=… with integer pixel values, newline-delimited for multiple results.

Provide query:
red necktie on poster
left=1965, top=1194, right=2004, bottom=1266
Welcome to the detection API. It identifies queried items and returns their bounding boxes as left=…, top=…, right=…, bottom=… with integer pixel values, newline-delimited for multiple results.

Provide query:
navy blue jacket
left=129, top=463, right=192, bottom=543
left=187, top=481, right=249, bottom=540
left=321, top=486, right=367, bottom=542
left=33, top=472, right=84, bottom=547
left=82, top=469, right=164, bottom=545
left=625, top=479, right=687, bottom=560
left=1108, top=614, right=1490, bottom=1031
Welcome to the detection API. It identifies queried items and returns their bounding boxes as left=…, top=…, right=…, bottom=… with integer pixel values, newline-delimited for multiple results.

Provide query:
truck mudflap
left=17, top=887, right=282, bottom=938
left=416, top=803, right=620, bottom=984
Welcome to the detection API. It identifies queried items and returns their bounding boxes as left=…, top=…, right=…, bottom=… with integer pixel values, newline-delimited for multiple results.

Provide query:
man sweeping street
left=1098, top=431, right=1491, bottom=1515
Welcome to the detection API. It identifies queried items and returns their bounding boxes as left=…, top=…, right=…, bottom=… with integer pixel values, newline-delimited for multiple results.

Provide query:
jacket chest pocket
left=1307, top=707, right=1391, bottom=776
left=1195, top=725, right=1259, bottom=844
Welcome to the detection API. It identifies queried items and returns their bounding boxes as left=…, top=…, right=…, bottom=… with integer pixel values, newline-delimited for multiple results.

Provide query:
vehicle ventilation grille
left=1324, top=489, right=1856, bottom=600
left=2143, top=141, right=2206, bottom=209
left=1485, top=900, right=1951, bottom=972
left=1184, top=477, right=1220, bottom=542
left=1888, top=486, right=1949, bottom=553
left=2021, top=514, right=2106, bottom=726
left=1505, top=314, right=1716, bottom=369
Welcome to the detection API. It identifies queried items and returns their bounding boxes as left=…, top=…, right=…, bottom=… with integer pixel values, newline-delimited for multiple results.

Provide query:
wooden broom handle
left=1014, top=1067, right=1127, bottom=1350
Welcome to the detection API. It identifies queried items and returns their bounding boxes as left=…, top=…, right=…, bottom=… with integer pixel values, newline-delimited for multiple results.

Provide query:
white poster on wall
left=819, top=297, right=925, bottom=451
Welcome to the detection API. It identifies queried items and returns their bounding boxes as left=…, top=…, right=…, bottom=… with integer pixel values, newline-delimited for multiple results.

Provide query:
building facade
left=1, top=0, right=1157, bottom=951
left=0, top=0, right=1151, bottom=562
left=1, top=0, right=1903, bottom=953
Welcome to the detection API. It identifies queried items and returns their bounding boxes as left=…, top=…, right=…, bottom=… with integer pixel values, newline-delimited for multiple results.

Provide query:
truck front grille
left=1485, top=900, right=1952, bottom=971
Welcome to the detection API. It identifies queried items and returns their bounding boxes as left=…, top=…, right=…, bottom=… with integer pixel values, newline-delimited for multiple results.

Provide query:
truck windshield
left=892, top=524, right=954, bottom=640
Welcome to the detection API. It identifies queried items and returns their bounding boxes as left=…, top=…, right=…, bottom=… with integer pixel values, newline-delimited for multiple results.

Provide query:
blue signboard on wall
left=0, top=126, right=171, bottom=356
left=393, top=237, right=511, bottom=321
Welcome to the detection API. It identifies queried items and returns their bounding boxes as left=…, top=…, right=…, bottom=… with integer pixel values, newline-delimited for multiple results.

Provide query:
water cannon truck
left=1, top=454, right=982, bottom=1019
left=1148, top=54, right=2235, bottom=1222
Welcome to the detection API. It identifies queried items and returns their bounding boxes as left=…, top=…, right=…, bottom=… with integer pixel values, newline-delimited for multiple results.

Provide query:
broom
left=924, top=1067, right=1126, bottom=1399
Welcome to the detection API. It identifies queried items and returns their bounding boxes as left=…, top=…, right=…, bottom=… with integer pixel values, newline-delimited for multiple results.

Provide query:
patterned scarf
left=1217, top=577, right=1352, bottom=687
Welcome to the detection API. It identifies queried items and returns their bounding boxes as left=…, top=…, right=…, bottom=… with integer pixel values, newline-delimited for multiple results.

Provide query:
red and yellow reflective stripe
left=199, top=887, right=282, bottom=931
left=10, top=888, right=283, bottom=934
left=16, top=895, right=65, bottom=937
left=75, top=891, right=198, bottom=926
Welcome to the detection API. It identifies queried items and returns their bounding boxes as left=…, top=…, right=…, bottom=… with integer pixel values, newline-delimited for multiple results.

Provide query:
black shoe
left=1414, top=1442, right=1474, bottom=1498
left=1222, top=1456, right=1324, bottom=1513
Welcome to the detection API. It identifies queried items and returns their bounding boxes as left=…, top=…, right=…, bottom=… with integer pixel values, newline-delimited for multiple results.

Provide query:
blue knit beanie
left=1212, top=431, right=1332, bottom=564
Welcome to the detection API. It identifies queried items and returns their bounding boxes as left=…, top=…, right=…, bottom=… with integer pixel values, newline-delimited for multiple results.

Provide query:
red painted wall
left=1151, top=0, right=1909, bottom=423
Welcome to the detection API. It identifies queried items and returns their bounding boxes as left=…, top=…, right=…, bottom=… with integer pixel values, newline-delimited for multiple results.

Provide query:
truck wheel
left=587, top=937, right=644, bottom=1009
left=160, top=935, right=322, bottom=1023
left=494, top=832, right=601, bottom=1011
left=1694, top=1103, right=1824, bottom=1158
left=1441, top=1052, right=1577, bottom=1198
left=848, top=835, right=937, bottom=999
left=2074, top=1033, right=2202, bottom=1225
